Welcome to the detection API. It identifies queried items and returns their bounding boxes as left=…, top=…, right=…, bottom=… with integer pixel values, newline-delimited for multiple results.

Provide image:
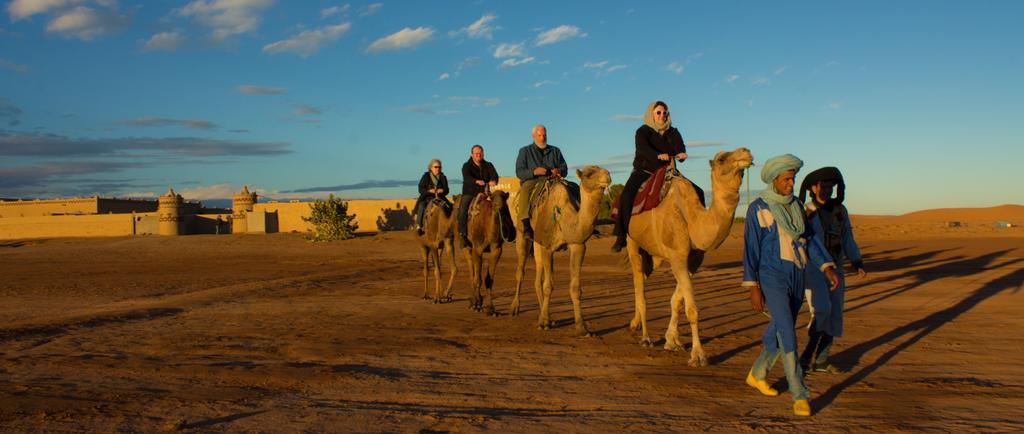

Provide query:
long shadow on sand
left=815, top=263, right=1024, bottom=410
left=708, top=249, right=1015, bottom=366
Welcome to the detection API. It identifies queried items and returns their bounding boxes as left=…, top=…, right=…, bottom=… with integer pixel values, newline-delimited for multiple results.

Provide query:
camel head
left=708, top=147, right=754, bottom=190
left=576, top=165, right=611, bottom=194
left=489, top=189, right=511, bottom=210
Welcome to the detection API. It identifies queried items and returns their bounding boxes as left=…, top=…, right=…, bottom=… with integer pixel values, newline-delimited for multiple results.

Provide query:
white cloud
left=583, top=86, right=592, bottom=93
left=178, top=0, right=274, bottom=41
left=774, top=65, right=788, bottom=75
left=237, top=85, right=287, bottom=94
left=605, top=64, right=627, bottom=73
left=535, top=24, right=585, bottom=46
left=295, top=104, right=322, bottom=115
left=366, top=26, right=434, bottom=53
left=583, top=60, right=607, bottom=69
left=45, top=6, right=128, bottom=40
left=746, top=100, right=754, bottom=108
left=666, top=61, right=685, bottom=75
left=117, top=117, right=218, bottom=130
left=263, top=22, right=351, bottom=57
left=450, top=13, right=498, bottom=39
left=532, top=80, right=557, bottom=89
left=498, top=56, right=534, bottom=69
left=141, top=31, right=183, bottom=52
left=825, top=60, right=840, bottom=68
left=449, top=96, right=500, bottom=107
left=493, top=42, right=525, bottom=58
left=827, top=101, right=841, bottom=110
left=437, top=72, right=450, bottom=81
left=725, top=74, right=739, bottom=83
left=611, top=114, right=642, bottom=122
left=177, top=183, right=238, bottom=200
left=8, top=0, right=89, bottom=20
left=0, top=58, right=30, bottom=73
left=360, top=2, right=382, bottom=16
left=320, top=4, right=348, bottom=18
left=752, top=76, right=770, bottom=86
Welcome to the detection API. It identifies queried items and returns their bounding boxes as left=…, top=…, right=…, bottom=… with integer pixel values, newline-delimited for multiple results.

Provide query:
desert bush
left=303, top=194, right=358, bottom=242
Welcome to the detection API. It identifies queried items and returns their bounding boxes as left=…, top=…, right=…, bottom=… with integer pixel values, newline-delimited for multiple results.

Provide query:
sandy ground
left=2, top=216, right=1023, bottom=432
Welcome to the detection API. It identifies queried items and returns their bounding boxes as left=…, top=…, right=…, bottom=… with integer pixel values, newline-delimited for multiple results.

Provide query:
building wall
left=97, top=198, right=159, bottom=214
left=254, top=199, right=418, bottom=234
left=0, top=214, right=135, bottom=239
left=0, top=198, right=99, bottom=217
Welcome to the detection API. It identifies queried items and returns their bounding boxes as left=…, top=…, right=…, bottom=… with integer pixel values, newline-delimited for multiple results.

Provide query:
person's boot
left=793, top=399, right=811, bottom=416
left=746, top=370, right=779, bottom=396
left=522, top=218, right=534, bottom=241
left=611, top=236, right=627, bottom=253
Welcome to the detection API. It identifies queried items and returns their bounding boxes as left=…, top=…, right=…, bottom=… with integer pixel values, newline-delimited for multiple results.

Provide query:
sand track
left=1, top=231, right=1022, bottom=431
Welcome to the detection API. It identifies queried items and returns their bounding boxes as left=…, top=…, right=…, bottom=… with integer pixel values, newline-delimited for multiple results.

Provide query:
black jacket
left=633, top=125, right=686, bottom=173
left=417, top=172, right=449, bottom=200
left=461, top=158, right=499, bottom=196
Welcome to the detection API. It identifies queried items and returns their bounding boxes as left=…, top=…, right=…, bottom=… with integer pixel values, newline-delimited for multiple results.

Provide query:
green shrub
left=302, top=194, right=358, bottom=242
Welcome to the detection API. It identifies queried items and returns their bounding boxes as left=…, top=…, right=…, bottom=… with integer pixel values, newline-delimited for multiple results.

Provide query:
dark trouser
left=457, top=194, right=473, bottom=238
left=801, top=323, right=834, bottom=369
left=614, top=170, right=651, bottom=238
left=413, top=196, right=428, bottom=228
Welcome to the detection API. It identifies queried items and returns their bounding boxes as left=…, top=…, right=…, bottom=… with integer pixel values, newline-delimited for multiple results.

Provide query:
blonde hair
left=427, top=159, right=442, bottom=171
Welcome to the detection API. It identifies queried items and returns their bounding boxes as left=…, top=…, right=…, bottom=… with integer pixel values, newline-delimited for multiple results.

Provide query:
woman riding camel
left=413, top=159, right=450, bottom=235
left=612, top=100, right=687, bottom=252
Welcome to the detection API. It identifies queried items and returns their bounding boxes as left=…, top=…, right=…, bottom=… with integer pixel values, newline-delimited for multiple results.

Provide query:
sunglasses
left=655, top=110, right=668, bottom=116
left=432, top=166, right=441, bottom=169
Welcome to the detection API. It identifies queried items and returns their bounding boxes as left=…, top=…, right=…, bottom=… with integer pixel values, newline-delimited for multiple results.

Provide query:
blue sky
left=1, top=0, right=1021, bottom=214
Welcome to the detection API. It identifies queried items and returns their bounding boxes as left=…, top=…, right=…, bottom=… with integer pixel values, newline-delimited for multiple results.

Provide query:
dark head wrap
left=799, top=166, right=845, bottom=205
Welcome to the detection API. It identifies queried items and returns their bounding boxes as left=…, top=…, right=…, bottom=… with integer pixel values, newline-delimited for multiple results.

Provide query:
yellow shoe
left=746, top=371, right=779, bottom=396
left=793, top=399, right=811, bottom=416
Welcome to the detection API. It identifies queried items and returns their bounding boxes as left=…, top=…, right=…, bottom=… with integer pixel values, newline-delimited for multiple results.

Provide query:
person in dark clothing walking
left=514, top=124, right=568, bottom=240
left=612, top=100, right=687, bottom=252
left=458, top=144, right=499, bottom=247
left=412, top=158, right=450, bottom=235
left=798, top=166, right=867, bottom=374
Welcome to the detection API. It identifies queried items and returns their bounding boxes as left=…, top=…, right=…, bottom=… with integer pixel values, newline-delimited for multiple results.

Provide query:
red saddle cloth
left=611, top=165, right=668, bottom=220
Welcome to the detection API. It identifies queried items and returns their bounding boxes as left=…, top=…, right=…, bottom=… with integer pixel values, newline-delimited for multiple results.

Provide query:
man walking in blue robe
left=742, top=154, right=839, bottom=417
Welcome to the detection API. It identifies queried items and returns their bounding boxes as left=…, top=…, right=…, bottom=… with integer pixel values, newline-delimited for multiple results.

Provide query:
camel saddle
left=527, top=178, right=581, bottom=216
left=469, top=193, right=516, bottom=242
left=611, top=166, right=704, bottom=219
left=426, top=197, right=452, bottom=217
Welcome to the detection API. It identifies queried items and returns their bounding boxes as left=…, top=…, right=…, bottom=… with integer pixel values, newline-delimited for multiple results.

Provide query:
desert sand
left=1, top=206, right=1023, bottom=432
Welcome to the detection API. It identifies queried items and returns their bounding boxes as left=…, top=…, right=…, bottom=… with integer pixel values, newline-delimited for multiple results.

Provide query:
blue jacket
left=515, top=143, right=568, bottom=182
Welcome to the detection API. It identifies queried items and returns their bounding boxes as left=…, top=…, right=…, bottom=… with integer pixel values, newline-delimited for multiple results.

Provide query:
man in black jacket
left=458, top=144, right=499, bottom=247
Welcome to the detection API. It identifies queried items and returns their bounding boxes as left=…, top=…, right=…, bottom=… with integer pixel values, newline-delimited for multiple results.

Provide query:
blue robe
left=742, top=198, right=834, bottom=353
left=804, top=203, right=862, bottom=337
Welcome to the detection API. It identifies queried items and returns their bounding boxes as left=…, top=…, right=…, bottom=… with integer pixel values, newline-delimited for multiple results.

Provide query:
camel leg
left=431, top=247, right=443, bottom=303
left=568, top=243, right=592, bottom=337
left=421, top=245, right=431, bottom=300
left=469, top=250, right=483, bottom=311
left=626, top=240, right=652, bottom=346
left=510, top=235, right=529, bottom=316
left=484, top=245, right=502, bottom=316
left=540, top=246, right=557, bottom=330
left=672, top=260, right=706, bottom=367
left=443, top=239, right=457, bottom=302
left=533, top=244, right=552, bottom=329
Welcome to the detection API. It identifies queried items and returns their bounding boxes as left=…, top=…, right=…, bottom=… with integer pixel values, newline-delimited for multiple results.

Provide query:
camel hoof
left=688, top=356, right=708, bottom=367
left=639, top=338, right=654, bottom=347
left=664, top=339, right=684, bottom=351
left=576, top=328, right=593, bottom=338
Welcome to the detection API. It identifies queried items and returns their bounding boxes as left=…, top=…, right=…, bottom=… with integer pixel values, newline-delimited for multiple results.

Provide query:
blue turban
left=760, top=154, right=803, bottom=184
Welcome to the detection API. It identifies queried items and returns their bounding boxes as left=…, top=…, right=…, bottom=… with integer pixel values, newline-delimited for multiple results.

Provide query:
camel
left=510, top=166, right=611, bottom=336
left=461, top=190, right=514, bottom=315
left=416, top=198, right=457, bottom=303
left=625, top=147, right=753, bottom=367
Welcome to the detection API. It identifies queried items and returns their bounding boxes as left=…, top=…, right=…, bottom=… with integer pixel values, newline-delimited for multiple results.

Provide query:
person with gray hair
left=514, top=124, right=568, bottom=240
left=741, top=154, right=839, bottom=417
left=413, top=158, right=450, bottom=235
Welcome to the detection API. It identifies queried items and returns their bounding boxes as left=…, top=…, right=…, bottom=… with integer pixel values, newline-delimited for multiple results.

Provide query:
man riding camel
left=514, top=124, right=568, bottom=240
